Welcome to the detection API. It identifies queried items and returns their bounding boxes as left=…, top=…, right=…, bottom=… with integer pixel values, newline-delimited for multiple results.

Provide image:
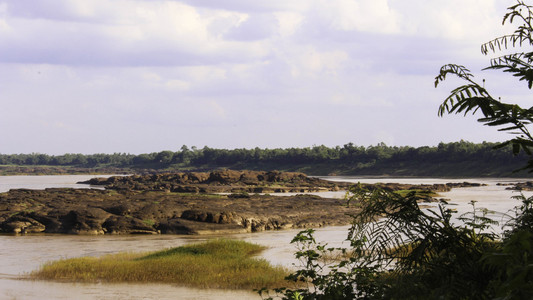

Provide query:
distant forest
left=0, top=140, right=531, bottom=177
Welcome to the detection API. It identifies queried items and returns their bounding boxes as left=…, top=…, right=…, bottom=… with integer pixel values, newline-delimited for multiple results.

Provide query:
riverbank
left=0, top=165, right=133, bottom=176
left=2, top=141, right=532, bottom=178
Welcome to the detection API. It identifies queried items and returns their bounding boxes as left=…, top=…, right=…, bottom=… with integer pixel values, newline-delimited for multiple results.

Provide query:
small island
left=0, top=170, right=484, bottom=235
left=31, top=239, right=290, bottom=290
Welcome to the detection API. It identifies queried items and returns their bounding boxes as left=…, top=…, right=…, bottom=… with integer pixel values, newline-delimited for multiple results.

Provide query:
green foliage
left=261, top=186, right=533, bottom=299
left=258, top=227, right=381, bottom=300
left=263, top=1, right=533, bottom=299
left=435, top=0, right=533, bottom=172
left=483, top=194, right=533, bottom=299
left=0, top=141, right=529, bottom=177
left=432, top=2, right=533, bottom=294
left=141, top=219, right=155, bottom=227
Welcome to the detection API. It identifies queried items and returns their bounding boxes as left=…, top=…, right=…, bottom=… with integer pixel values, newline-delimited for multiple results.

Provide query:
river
left=0, top=175, right=530, bottom=299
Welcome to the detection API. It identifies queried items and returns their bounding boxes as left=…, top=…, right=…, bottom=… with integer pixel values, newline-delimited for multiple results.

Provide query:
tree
left=155, top=150, right=174, bottom=165
left=434, top=1, right=533, bottom=297
left=260, top=1, right=533, bottom=299
left=435, top=0, right=533, bottom=172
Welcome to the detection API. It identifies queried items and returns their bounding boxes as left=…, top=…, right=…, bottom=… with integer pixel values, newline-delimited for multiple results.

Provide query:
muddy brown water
left=0, top=175, right=530, bottom=299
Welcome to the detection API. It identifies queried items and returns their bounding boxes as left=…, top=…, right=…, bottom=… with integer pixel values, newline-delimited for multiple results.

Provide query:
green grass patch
left=142, top=219, right=155, bottom=227
left=31, top=239, right=291, bottom=290
left=394, top=189, right=438, bottom=198
left=182, top=193, right=226, bottom=199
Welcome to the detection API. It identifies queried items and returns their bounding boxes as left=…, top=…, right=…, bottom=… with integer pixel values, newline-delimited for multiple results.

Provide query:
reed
left=32, top=239, right=290, bottom=290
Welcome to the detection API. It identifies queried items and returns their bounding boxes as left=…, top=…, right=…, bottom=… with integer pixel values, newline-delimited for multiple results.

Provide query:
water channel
left=0, top=175, right=530, bottom=299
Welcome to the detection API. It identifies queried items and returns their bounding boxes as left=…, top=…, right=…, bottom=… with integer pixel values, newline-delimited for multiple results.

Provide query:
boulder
left=60, top=208, right=111, bottom=234
left=208, top=170, right=243, bottom=184
left=102, top=215, right=158, bottom=234
left=157, top=219, right=196, bottom=234
left=2, top=215, right=46, bottom=234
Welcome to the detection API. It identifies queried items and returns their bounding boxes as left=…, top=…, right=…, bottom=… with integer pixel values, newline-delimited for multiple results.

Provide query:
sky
left=0, top=0, right=530, bottom=155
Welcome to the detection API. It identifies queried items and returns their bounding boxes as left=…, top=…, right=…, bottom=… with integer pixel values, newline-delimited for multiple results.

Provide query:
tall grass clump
left=32, top=239, right=290, bottom=290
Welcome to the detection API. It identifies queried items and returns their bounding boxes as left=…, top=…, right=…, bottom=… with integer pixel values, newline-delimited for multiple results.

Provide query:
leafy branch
left=435, top=1, right=533, bottom=168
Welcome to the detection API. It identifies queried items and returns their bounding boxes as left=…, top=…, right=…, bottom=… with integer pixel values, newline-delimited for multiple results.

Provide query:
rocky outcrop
left=0, top=188, right=353, bottom=235
left=2, top=215, right=46, bottom=234
left=500, top=181, right=533, bottom=191
left=79, top=170, right=485, bottom=195
left=78, top=170, right=346, bottom=193
left=369, top=182, right=487, bottom=193
left=1, top=172, right=485, bottom=235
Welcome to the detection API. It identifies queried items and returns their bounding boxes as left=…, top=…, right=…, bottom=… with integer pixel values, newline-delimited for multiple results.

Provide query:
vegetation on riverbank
left=0, top=165, right=132, bottom=176
left=261, top=187, right=532, bottom=300
left=261, top=2, right=533, bottom=298
left=1, top=140, right=530, bottom=177
left=32, top=239, right=290, bottom=290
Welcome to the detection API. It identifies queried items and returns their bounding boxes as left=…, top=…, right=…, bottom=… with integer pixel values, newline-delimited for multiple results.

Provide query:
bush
left=260, top=185, right=533, bottom=299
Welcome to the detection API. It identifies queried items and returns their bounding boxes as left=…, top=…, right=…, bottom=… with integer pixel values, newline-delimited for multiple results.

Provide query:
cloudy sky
left=0, top=0, right=529, bottom=154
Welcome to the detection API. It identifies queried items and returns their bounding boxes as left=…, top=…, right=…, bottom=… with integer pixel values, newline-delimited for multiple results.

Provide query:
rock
left=157, top=219, right=196, bottom=234
left=180, top=210, right=235, bottom=224
left=187, top=172, right=210, bottom=183
left=228, top=192, right=251, bottom=199
left=3, top=215, right=46, bottom=234
left=78, top=170, right=351, bottom=193
left=505, top=181, right=533, bottom=191
left=29, top=213, right=63, bottom=232
left=102, top=215, right=158, bottom=234
left=208, top=169, right=243, bottom=184
left=0, top=175, right=485, bottom=235
left=105, top=204, right=133, bottom=216
left=171, top=185, right=200, bottom=193
left=61, top=208, right=111, bottom=234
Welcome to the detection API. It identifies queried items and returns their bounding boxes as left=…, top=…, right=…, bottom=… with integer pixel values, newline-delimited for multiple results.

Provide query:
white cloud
left=0, top=0, right=268, bottom=66
left=165, top=79, right=190, bottom=91
left=388, top=0, right=507, bottom=40
left=283, top=46, right=349, bottom=78
left=274, top=12, right=303, bottom=37
left=0, top=2, right=9, bottom=32
left=0, top=0, right=524, bottom=154
left=316, top=0, right=401, bottom=34
left=224, top=13, right=278, bottom=41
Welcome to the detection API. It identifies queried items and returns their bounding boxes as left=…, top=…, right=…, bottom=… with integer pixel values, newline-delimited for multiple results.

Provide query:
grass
left=31, top=239, right=291, bottom=290
left=142, top=219, right=155, bottom=226
left=394, top=189, right=438, bottom=199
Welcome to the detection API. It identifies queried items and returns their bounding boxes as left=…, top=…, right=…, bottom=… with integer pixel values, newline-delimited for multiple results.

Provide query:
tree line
left=0, top=140, right=529, bottom=176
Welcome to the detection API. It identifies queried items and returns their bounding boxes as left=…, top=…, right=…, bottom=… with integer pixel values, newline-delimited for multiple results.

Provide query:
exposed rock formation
left=368, top=181, right=487, bottom=193
left=499, top=181, right=533, bottom=191
left=0, top=188, right=353, bottom=235
left=79, top=170, right=342, bottom=193
left=1, top=171, right=486, bottom=235
left=79, top=170, right=485, bottom=194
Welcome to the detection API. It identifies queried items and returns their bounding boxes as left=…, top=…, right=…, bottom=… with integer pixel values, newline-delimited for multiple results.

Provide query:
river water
left=0, top=175, right=530, bottom=299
